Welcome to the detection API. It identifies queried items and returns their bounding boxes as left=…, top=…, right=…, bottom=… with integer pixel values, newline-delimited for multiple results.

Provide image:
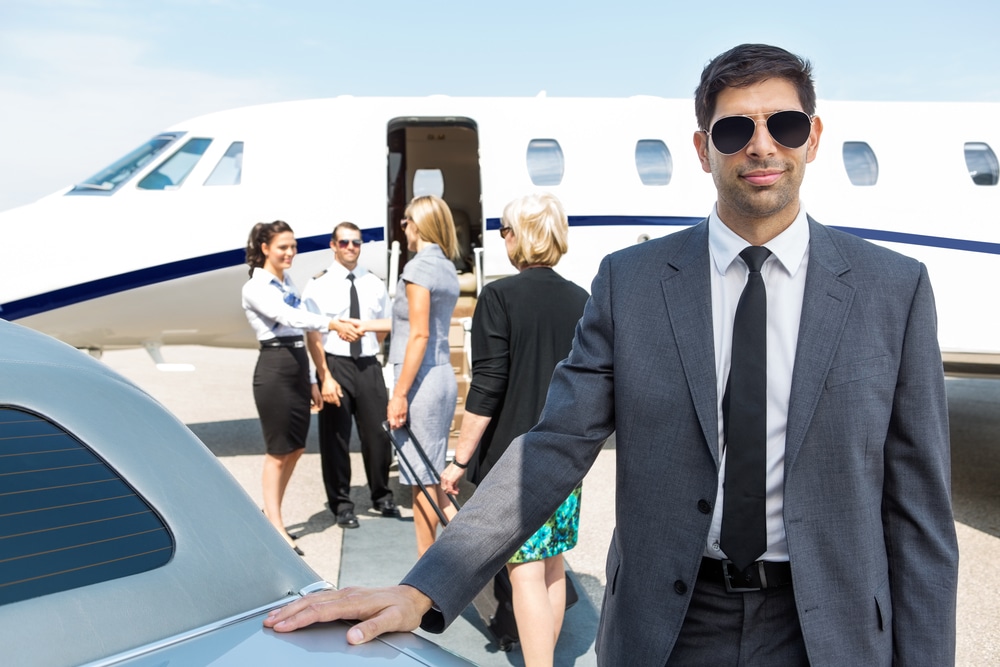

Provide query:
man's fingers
left=264, top=586, right=427, bottom=635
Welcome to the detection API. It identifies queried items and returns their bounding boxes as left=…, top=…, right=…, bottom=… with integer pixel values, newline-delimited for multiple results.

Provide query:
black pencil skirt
left=253, top=343, right=311, bottom=456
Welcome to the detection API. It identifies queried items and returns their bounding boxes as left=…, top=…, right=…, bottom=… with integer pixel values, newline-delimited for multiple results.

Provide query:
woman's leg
left=543, top=553, right=567, bottom=643
left=507, top=554, right=566, bottom=667
left=263, top=448, right=304, bottom=545
left=435, top=485, right=458, bottom=522
left=412, top=484, right=443, bottom=556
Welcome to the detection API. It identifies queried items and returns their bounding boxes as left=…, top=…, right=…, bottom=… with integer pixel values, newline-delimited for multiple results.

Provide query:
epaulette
left=312, top=269, right=327, bottom=280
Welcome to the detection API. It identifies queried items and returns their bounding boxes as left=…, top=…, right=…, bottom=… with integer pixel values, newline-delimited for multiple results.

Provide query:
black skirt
left=253, top=340, right=311, bottom=455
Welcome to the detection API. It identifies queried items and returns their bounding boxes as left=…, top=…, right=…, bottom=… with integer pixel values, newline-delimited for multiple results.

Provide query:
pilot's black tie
left=348, top=273, right=361, bottom=359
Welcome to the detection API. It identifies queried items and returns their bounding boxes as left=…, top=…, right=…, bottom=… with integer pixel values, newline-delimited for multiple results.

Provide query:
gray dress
left=388, top=244, right=460, bottom=485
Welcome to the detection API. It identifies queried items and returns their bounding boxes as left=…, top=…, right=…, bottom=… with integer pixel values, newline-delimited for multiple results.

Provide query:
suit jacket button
left=673, top=580, right=687, bottom=594
left=697, top=499, right=712, bottom=514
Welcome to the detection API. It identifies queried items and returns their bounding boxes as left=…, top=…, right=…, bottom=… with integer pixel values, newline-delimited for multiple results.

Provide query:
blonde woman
left=383, top=196, right=461, bottom=555
left=441, top=193, right=588, bottom=666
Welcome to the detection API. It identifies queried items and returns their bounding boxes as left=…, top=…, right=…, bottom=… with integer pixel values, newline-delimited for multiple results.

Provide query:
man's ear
left=693, top=131, right=712, bottom=173
left=805, top=116, right=823, bottom=164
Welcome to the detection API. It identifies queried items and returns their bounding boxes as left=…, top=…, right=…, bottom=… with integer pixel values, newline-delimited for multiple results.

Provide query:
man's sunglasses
left=336, top=239, right=362, bottom=248
left=706, top=110, right=813, bottom=155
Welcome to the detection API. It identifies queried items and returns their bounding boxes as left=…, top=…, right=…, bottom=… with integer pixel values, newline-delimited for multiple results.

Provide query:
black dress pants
left=317, top=354, right=393, bottom=514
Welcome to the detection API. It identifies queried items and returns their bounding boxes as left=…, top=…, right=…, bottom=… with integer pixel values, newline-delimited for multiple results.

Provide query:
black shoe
left=293, top=545, right=305, bottom=556
left=374, top=498, right=401, bottom=518
left=336, top=510, right=359, bottom=529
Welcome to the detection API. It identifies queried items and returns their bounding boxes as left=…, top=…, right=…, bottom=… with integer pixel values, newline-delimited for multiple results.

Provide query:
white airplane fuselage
left=2, top=96, right=998, bottom=373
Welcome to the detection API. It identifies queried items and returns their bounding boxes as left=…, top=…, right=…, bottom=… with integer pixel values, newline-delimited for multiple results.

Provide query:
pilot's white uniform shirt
left=302, top=263, right=389, bottom=358
left=241, top=267, right=329, bottom=341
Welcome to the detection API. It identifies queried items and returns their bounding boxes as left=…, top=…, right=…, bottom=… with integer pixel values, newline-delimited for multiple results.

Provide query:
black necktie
left=347, top=273, right=361, bottom=359
left=721, top=245, right=771, bottom=572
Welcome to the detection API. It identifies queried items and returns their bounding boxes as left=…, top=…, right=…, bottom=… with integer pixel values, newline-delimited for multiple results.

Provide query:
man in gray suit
left=266, top=44, right=958, bottom=666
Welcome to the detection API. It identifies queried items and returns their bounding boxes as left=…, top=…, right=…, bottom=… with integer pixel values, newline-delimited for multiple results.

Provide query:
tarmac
left=102, top=345, right=1000, bottom=666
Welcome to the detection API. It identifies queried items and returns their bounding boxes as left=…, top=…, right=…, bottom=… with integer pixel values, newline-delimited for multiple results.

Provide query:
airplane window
left=842, top=141, right=878, bottom=186
left=204, top=142, right=244, bottom=186
left=413, top=169, right=445, bottom=198
left=964, top=142, right=999, bottom=186
left=137, top=138, right=213, bottom=190
left=635, top=140, right=672, bottom=185
left=526, top=139, right=565, bottom=186
left=0, top=407, right=173, bottom=606
left=67, top=133, right=184, bottom=195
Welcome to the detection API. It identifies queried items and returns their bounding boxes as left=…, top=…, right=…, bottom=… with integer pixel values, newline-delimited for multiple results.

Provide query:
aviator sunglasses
left=336, top=238, right=362, bottom=248
left=707, top=109, right=813, bottom=155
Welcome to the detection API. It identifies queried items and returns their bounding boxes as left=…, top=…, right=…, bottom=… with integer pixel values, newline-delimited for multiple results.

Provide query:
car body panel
left=0, top=320, right=470, bottom=666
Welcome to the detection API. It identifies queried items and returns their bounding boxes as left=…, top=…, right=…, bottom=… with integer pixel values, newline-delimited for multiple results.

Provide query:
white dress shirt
left=241, top=267, right=329, bottom=341
left=302, top=263, right=389, bottom=358
left=704, top=204, right=810, bottom=563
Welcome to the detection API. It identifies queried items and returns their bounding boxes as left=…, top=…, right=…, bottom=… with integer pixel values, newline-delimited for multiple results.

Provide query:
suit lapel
left=784, top=218, right=855, bottom=473
left=659, top=222, right=721, bottom=467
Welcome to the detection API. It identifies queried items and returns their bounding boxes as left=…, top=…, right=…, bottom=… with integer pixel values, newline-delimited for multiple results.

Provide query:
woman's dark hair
left=694, top=44, right=816, bottom=131
left=245, top=220, right=293, bottom=278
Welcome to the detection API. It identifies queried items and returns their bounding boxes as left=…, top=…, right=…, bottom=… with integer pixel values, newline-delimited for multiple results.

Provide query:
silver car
left=0, top=320, right=471, bottom=666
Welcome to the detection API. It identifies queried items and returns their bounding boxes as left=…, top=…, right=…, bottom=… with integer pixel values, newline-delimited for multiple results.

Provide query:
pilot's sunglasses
left=499, top=225, right=513, bottom=239
left=707, top=110, right=813, bottom=155
left=337, top=239, right=362, bottom=248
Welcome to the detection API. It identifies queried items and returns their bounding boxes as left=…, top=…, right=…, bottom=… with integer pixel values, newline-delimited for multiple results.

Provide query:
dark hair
left=245, top=220, right=293, bottom=278
left=694, top=44, right=816, bottom=131
left=332, top=221, right=361, bottom=241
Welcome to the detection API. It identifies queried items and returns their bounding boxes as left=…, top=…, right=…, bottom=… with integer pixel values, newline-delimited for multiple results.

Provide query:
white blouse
left=241, top=267, right=329, bottom=341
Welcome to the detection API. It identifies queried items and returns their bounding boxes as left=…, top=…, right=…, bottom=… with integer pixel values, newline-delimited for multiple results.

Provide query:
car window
left=0, top=407, right=173, bottom=605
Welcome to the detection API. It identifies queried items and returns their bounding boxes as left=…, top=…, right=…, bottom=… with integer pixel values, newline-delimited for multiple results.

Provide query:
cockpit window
left=964, top=142, right=999, bottom=186
left=204, top=141, right=244, bottom=186
left=137, top=138, right=212, bottom=190
left=67, top=133, right=184, bottom=196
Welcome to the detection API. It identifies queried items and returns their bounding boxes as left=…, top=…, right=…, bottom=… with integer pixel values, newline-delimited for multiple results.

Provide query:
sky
left=1, top=0, right=999, bottom=212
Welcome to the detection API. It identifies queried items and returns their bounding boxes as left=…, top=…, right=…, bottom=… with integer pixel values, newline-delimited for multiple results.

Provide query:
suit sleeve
left=883, top=264, right=958, bottom=664
left=402, top=255, right=618, bottom=629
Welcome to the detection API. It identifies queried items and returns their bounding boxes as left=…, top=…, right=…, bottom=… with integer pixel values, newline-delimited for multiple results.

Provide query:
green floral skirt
left=509, top=486, right=582, bottom=564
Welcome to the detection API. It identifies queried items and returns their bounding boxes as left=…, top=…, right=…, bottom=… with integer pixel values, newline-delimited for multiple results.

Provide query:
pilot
left=302, top=222, right=398, bottom=529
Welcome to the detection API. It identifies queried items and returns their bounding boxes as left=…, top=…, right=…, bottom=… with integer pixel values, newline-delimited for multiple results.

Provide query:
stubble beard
left=712, top=157, right=804, bottom=225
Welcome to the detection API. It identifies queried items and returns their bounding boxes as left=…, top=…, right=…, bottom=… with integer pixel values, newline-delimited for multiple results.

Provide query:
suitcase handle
left=382, top=421, right=462, bottom=524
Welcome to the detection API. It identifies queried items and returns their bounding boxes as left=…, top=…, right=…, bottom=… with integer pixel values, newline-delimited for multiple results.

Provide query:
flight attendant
left=242, top=220, right=342, bottom=554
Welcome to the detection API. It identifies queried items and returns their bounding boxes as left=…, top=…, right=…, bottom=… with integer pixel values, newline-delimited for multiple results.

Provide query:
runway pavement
left=102, top=345, right=1000, bottom=666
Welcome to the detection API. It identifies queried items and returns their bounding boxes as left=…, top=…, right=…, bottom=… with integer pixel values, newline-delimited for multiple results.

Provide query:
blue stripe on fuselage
left=0, top=228, right=382, bottom=321
left=3, top=219, right=998, bottom=320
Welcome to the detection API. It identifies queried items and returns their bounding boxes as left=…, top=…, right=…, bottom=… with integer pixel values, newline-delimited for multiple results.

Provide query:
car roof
left=0, top=320, right=440, bottom=665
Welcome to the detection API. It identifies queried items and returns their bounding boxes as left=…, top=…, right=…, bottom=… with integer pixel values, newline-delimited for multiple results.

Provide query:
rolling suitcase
left=382, top=421, right=578, bottom=652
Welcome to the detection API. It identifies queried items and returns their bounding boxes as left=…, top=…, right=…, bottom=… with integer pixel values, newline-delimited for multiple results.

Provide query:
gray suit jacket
left=404, top=218, right=958, bottom=666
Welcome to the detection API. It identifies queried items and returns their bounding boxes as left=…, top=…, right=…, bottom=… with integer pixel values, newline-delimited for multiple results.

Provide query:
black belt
left=699, top=557, right=792, bottom=592
left=260, top=337, right=305, bottom=349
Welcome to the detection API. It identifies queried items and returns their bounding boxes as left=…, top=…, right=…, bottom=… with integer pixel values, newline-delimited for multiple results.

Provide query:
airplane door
left=386, top=117, right=482, bottom=292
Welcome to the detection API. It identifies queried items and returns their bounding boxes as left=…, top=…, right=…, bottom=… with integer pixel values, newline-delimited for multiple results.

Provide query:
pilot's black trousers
left=317, top=354, right=393, bottom=514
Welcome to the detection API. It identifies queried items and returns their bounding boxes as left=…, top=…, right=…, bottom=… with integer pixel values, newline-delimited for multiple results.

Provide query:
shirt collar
left=417, top=243, right=445, bottom=259
left=707, top=204, right=810, bottom=277
left=251, top=266, right=288, bottom=287
left=328, top=261, right=367, bottom=279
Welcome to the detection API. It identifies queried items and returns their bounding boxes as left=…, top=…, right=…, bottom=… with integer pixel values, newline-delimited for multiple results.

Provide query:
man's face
left=694, top=78, right=822, bottom=234
left=332, top=229, right=362, bottom=269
